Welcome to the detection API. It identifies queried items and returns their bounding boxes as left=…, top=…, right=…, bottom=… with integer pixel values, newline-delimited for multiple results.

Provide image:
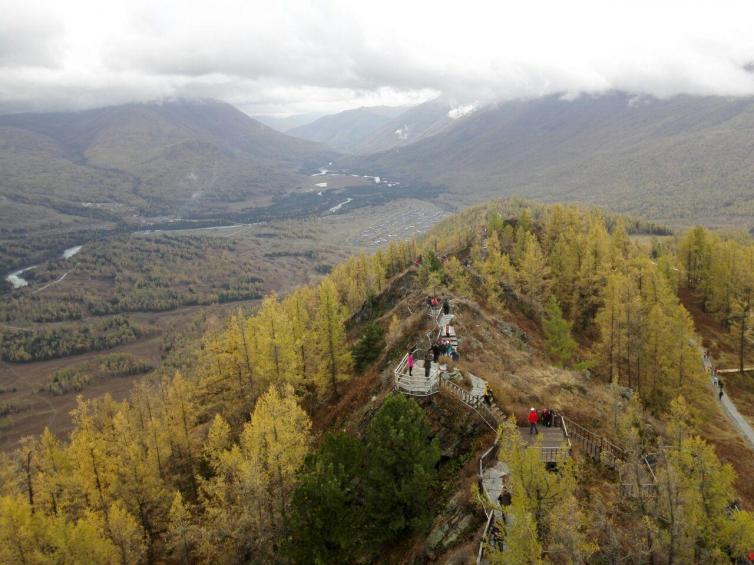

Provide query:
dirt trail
left=703, top=353, right=754, bottom=451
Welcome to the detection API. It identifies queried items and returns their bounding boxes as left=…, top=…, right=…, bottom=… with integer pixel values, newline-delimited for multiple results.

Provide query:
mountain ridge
left=342, top=92, right=754, bottom=227
left=287, top=105, right=410, bottom=152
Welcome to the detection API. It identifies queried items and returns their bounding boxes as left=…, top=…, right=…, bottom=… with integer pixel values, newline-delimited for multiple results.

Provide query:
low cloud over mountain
left=2, top=0, right=754, bottom=116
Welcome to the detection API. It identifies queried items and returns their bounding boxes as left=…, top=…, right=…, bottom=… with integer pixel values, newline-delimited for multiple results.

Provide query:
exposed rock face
left=425, top=491, right=479, bottom=555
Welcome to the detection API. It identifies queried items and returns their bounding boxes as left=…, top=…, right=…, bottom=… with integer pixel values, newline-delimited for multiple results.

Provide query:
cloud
left=1, top=0, right=754, bottom=115
left=0, top=5, right=65, bottom=68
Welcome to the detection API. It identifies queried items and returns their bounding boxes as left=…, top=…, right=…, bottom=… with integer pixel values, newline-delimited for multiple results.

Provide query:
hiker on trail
left=542, top=408, right=550, bottom=427
left=718, top=379, right=724, bottom=400
left=425, top=349, right=433, bottom=378
left=448, top=344, right=459, bottom=361
left=713, top=375, right=719, bottom=388
left=443, top=299, right=450, bottom=315
left=483, top=383, right=492, bottom=406
left=432, top=341, right=441, bottom=362
left=528, top=408, right=539, bottom=435
left=407, top=350, right=414, bottom=376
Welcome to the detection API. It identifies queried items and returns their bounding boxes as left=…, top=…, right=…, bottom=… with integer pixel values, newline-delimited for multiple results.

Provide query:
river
left=5, top=245, right=84, bottom=289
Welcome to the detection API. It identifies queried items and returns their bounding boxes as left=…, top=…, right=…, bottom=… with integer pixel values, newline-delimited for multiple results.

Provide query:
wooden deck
left=519, top=426, right=567, bottom=447
left=519, top=425, right=570, bottom=462
left=394, top=353, right=440, bottom=395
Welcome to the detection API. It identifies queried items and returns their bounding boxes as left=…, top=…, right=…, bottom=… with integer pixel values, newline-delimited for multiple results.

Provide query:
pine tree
left=166, top=491, right=196, bottom=565
left=283, top=287, right=317, bottom=391
left=286, top=433, right=366, bottom=563
left=363, top=394, right=440, bottom=546
left=515, top=232, right=551, bottom=308
left=197, top=384, right=312, bottom=560
left=444, top=256, right=472, bottom=297
left=107, top=501, right=146, bottom=565
left=314, top=279, right=352, bottom=395
left=254, top=294, right=297, bottom=385
left=542, top=296, right=577, bottom=367
left=489, top=496, right=543, bottom=565
left=352, top=323, right=385, bottom=373
left=0, top=494, right=44, bottom=564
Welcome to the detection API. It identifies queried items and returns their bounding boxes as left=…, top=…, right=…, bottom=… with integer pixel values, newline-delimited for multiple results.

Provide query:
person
left=483, top=383, right=492, bottom=406
left=432, top=341, right=441, bottom=362
left=542, top=408, right=550, bottom=427
left=528, top=408, right=538, bottom=435
left=443, top=298, right=450, bottom=315
left=407, top=350, right=414, bottom=376
left=448, top=344, right=459, bottom=362
left=718, top=379, right=724, bottom=400
left=713, top=375, right=719, bottom=388
left=424, top=349, right=433, bottom=378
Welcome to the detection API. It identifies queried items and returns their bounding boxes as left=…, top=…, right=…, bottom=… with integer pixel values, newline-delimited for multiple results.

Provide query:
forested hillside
left=0, top=100, right=336, bottom=270
left=1, top=200, right=753, bottom=563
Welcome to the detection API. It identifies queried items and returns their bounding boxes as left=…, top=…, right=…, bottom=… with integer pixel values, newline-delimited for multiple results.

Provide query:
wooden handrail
left=476, top=510, right=495, bottom=565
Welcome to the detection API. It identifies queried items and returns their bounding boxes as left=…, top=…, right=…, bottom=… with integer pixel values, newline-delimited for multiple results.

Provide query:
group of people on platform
left=406, top=342, right=460, bottom=378
left=528, top=407, right=556, bottom=434
left=426, top=295, right=451, bottom=316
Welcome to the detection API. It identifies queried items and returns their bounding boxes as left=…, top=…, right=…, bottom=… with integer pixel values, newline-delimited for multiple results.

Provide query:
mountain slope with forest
left=344, top=93, right=754, bottom=227
left=1, top=199, right=753, bottom=563
left=0, top=100, right=335, bottom=231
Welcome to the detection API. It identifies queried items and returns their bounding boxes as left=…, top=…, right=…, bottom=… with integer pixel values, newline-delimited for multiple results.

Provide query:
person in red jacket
left=528, top=407, right=538, bottom=435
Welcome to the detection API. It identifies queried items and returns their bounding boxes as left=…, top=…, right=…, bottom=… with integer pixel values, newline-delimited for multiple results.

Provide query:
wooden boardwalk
left=519, top=426, right=567, bottom=447
left=394, top=353, right=440, bottom=396
left=519, top=425, right=570, bottom=462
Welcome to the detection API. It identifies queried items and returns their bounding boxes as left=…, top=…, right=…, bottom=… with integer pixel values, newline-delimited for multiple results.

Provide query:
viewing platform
left=394, top=352, right=440, bottom=396
left=515, top=414, right=572, bottom=463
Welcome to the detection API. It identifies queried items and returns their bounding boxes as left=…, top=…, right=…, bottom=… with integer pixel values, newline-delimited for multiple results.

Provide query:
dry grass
left=451, top=300, right=614, bottom=428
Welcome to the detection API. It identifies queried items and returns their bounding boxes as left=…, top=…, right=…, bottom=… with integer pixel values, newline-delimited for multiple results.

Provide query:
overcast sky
left=2, top=0, right=754, bottom=116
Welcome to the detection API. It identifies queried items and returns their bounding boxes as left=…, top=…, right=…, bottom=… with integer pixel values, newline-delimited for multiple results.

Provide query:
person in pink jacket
left=407, top=350, right=415, bottom=376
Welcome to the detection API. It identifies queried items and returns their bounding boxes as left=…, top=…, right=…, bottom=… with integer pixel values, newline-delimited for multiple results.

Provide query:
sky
left=2, top=0, right=754, bottom=116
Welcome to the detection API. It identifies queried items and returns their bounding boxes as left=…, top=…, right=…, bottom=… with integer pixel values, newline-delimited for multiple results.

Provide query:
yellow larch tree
left=314, top=279, right=352, bottom=395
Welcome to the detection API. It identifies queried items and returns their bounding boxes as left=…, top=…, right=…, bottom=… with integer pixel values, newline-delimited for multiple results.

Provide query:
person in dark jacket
left=424, top=349, right=433, bottom=378
left=432, top=341, right=441, bottom=362
left=443, top=299, right=450, bottom=315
